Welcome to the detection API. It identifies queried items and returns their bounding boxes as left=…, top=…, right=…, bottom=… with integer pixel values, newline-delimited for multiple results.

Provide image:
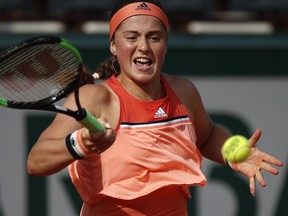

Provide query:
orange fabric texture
left=109, top=2, right=169, bottom=40
left=80, top=186, right=188, bottom=215
left=68, top=74, right=206, bottom=215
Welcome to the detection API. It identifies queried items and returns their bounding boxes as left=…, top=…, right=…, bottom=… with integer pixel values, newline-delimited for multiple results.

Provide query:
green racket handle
left=79, top=110, right=106, bottom=132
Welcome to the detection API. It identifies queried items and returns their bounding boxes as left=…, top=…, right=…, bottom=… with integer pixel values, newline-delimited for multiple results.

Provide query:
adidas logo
left=135, top=2, right=151, bottom=11
left=154, top=107, right=167, bottom=119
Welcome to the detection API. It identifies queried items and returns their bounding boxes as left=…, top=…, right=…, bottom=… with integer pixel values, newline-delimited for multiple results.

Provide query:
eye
left=128, top=37, right=136, bottom=40
left=125, top=34, right=138, bottom=41
left=148, top=32, right=163, bottom=42
left=150, top=36, right=160, bottom=41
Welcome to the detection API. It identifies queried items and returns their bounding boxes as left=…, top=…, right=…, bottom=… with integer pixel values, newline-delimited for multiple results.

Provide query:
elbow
left=26, top=158, right=41, bottom=176
left=26, top=156, right=49, bottom=176
left=26, top=155, right=69, bottom=176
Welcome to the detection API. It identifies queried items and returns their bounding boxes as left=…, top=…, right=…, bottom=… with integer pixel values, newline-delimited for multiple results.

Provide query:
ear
left=110, top=40, right=117, bottom=56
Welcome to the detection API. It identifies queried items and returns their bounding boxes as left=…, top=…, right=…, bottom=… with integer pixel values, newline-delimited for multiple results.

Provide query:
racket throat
left=75, top=108, right=88, bottom=121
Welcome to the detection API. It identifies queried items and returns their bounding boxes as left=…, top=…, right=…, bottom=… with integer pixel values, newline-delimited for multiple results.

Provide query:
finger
left=96, top=142, right=113, bottom=153
left=104, top=122, right=112, bottom=129
left=82, top=127, right=105, bottom=140
left=255, top=170, right=267, bottom=188
left=91, top=128, right=115, bottom=153
left=94, top=117, right=111, bottom=129
left=260, top=162, right=280, bottom=175
left=249, top=128, right=262, bottom=148
left=92, top=141, right=113, bottom=153
left=255, top=149, right=284, bottom=168
left=249, top=177, right=256, bottom=196
left=264, top=155, right=284, bottom=167
left=88, top=122, right=113, bottom=140
left=102, top=127, right=115, bottom=143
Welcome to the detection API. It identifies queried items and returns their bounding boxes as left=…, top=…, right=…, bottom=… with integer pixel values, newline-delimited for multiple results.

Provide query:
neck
left=118, top=74, right=165, bottom=101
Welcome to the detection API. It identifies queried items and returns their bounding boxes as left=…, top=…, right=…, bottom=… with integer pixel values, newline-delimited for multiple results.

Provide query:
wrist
left=65, top=128, right=91, bottom=159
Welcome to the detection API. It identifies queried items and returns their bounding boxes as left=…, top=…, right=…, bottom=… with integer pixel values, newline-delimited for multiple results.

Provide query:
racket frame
left=0, top=36, right=105, bottom=132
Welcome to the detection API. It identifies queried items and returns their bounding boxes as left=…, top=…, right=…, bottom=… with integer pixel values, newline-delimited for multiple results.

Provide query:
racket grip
left=79, top=111, right=106, bottom=132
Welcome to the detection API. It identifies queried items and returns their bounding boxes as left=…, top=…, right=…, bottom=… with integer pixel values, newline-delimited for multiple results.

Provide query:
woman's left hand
left=232, top=128, right=284, bottom=196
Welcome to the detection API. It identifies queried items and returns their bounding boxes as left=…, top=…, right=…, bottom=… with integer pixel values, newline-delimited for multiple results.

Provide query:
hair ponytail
left=94, top=56, right=120, bottom=80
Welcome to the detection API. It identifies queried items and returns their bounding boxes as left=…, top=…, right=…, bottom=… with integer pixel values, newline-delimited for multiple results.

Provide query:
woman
left=27, top=0, right=283, bottom=215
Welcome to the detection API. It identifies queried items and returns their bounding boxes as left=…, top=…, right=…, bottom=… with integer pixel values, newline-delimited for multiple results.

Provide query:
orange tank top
left=68, top=74, right=206, bottom=208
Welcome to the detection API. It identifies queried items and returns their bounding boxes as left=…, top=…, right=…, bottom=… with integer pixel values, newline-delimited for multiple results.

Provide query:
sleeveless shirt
left=68, top=74, right=206, bottom=208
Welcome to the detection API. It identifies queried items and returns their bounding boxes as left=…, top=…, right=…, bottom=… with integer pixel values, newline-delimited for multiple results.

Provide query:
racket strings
left=0, top=44, right=79, bottom=103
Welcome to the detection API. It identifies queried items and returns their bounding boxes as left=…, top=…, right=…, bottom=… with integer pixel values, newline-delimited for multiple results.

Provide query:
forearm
left=26, top=137, right=75, bottom=176
left=199, top=124, right=231, bottom=164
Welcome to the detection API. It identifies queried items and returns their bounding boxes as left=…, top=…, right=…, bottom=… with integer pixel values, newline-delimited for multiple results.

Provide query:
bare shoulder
left=79, top=82, right=114, bottom=104
left=77, top=82, right=120, bottom=128
left=163, top=74, right=199, bottom=98
left=162, top=73, right=203, bottom=116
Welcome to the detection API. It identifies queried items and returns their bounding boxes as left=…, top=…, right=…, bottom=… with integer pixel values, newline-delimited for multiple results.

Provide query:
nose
left=138, top=37, right=150, bottom=52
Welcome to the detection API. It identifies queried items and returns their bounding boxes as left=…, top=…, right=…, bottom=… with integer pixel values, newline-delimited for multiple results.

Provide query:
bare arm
left=167, top=74, right=283, bottom=195
left=26, top=84, right=116, bottom=176
left=166, top=74, right=230, bottom=163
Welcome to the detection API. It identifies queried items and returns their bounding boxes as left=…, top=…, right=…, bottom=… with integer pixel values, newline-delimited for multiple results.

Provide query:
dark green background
left=1, top=33, right=288, bottom=77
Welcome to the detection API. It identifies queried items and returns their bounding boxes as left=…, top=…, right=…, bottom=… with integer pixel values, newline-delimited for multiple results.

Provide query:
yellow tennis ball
left=221, top=135, right=250, bottom=163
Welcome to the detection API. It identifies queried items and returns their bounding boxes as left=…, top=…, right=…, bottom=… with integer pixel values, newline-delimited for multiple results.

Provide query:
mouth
left=133, top=57, right=153, bottom=67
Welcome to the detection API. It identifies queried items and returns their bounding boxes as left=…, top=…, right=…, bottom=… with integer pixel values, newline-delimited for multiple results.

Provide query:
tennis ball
left=221, top=135, right=250, bottom=163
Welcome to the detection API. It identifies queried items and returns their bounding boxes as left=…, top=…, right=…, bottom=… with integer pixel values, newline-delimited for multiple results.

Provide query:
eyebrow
left=122, top=30, right=165, bottom=35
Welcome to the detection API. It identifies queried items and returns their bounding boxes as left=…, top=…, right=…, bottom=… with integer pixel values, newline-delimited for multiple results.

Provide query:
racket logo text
left=0, top=48, right=60, bottom=92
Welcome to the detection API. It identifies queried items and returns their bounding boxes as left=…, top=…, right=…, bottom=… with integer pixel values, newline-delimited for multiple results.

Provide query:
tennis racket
left=0, top=36, right=105, bottom=132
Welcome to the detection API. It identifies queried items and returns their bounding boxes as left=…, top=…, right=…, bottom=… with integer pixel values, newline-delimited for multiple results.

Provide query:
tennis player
left=27, top=0, right=283, bottom=215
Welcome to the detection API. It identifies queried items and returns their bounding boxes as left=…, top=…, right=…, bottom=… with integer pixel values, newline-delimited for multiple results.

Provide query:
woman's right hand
left=81, top=117, right=115, bottom=154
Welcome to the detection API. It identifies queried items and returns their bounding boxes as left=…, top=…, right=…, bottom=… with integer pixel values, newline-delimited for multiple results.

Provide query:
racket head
left=0, top=36, right=83, bottom=109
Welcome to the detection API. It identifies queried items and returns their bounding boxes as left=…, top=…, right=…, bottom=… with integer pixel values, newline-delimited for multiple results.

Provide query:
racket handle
left=79, top=110, right=106, bottom=132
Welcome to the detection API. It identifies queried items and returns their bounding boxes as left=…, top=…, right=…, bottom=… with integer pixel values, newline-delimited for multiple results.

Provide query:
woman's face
left=110, top=15, right=168, bottom=84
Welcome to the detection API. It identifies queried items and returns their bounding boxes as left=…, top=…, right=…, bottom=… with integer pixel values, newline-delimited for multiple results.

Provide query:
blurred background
left=0, top=0, right=288, bottom=216
left=0, top=0, right=288, bottom=34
